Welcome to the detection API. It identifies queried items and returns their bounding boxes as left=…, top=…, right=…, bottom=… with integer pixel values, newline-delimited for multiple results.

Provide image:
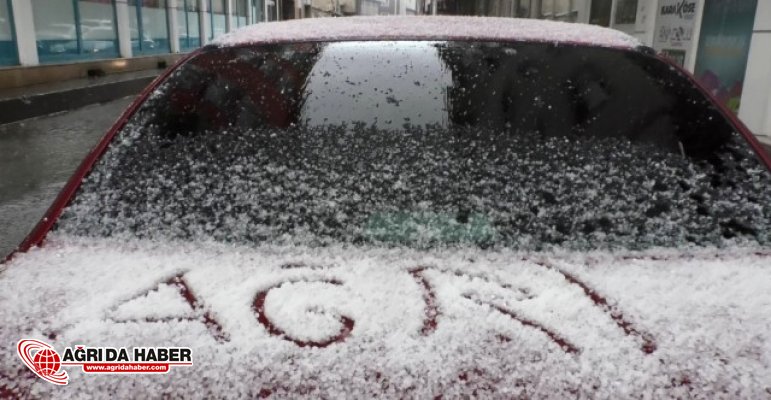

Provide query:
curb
left=0, top=76, right=156, bottom=125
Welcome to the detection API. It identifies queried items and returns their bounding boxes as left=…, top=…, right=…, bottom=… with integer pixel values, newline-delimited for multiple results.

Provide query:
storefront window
left=614, top=0, right=638, bottom=25
left=266, top=0, right=277, bottom=21
left=235, top=0, right=248, bottom=27
left=209, top=0, right=226, bottom=40
left=0, top=0, right=17, bottom=66
left=279, top=0, right=294, bottom=20
left=33, top=0, right=119, bottom=63
left=79, top=0, right=120, bottom=56
left=553, top=0, right=576, bottom=21
left=251, top=0, right=263, bottom=23
left=539, top=1, right=550, bottom=17
left=695, top=0, right=758, bottom=114
left=514, top=0, right=530, bottom=18
left=178, top=0, right=200, bottom=50
left=129, top=0, right=170, bottom=55
left=33, top=0, right=78, bottom=62
left=589, top=0, right=611, bottom=27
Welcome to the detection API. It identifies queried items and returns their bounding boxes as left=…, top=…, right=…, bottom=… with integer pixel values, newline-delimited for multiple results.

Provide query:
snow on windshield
left=51, top=41, right=771, bottom=250
left=56, top=122, right=771, bottom=250
left=1, top=237, right=770, bottom=397
left=212, top=16, right=642, bottom=50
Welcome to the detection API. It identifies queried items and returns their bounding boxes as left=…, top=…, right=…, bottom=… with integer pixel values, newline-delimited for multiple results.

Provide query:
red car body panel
left=657, top=54, right=771, bottom=172
left=3, top=51, right=200, bottom=263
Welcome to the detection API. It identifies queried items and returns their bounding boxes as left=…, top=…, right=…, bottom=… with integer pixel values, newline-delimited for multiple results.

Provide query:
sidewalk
left=0, top=69, right=160, bottom=124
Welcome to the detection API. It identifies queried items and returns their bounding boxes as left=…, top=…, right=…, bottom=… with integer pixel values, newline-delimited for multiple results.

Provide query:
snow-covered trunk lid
left=211, top=16, right=642, bottom=49
left=1, top=236, right=769, bottom=397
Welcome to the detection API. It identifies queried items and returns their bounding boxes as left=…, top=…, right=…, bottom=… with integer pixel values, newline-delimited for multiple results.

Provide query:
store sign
left=652, top=0, right=699, bottom=66
left=694, top=0, right=758, bottom=113
left=659, top=1, right=696, bottom=17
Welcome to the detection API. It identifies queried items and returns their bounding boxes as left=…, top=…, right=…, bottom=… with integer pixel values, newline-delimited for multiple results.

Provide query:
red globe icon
left=32, top=348, right=61, bottom=377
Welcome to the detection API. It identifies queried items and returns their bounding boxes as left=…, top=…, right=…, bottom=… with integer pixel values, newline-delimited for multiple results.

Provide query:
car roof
left=211, top=15, right=642, bottom=50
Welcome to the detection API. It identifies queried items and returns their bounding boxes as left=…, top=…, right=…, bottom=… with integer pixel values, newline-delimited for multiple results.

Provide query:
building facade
left=298, top=0, right=418, bottom=18
left=595, top=0, right=770, bottom=141
left=0, top=0, right=266, bottom=67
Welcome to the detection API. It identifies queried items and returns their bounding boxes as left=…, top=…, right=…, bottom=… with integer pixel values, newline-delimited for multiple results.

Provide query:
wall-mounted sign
left=694, top=0, right=758, bottom=114
left=652, top=0, right=699, bottom=67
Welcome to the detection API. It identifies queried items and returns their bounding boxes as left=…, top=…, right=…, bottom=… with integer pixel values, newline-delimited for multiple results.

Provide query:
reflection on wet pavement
left=0, top=96, right=134, bottom=258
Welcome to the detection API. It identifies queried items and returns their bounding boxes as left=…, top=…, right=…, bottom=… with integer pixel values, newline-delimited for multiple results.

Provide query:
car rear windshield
left=56, top=41, right=771, bottom=250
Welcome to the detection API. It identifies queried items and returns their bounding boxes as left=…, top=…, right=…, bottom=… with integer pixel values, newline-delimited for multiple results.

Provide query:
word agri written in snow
left=93, top=264, right=657, bottom=355
left=17, top=339, right=193, bottom=385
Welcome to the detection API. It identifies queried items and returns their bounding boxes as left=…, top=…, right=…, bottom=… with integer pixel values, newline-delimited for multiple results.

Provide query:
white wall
left=10, top=0, right=38, bottom=65
left=115, top=0, right=132, bottom=58
left=168, top=0, right=180, bottom=53
left=631, top=0, right=655, bottom=45
left=738, top=1, right=771, bottom=139
left=199, top=0, right=209, bottom=44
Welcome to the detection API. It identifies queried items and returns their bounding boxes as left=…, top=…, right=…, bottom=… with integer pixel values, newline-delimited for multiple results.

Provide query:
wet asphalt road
left=0, top=99, right=770, bottom=259
left=0, top=96, right=134, bottom=258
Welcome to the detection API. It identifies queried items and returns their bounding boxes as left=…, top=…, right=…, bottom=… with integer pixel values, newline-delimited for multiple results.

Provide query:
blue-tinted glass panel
left=79, top=0, right=119, bottom=58
left=179, top=0, right=199, bottom=50
left=235, top=0, right=247, bottom=27
left=129, top=0, right=140, bottom=51
left=33, top=0, right=79, bottom=63
left=130, top=0, right=170, bottom=55
left=0, top=0, right=17, bottom=65
left=251, top=0, right=263, bottom=23
left=141, top=0, right=171, bottom=53
left=187, top=10, right=200, bottom=48
left=266, top=2, right=276, bottom=21
left=209, top=0, right=226, bottom=39
left=176, top=2, right=186, bottom=48
left=33, top=0, right=118, bottom=63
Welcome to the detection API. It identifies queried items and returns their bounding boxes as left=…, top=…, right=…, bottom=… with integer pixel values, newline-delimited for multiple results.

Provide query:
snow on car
left=2, top=16, right=771, bottom=398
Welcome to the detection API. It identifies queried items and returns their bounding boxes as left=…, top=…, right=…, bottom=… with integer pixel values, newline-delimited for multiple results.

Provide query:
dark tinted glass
left=57, top=41, right=771, bottom=250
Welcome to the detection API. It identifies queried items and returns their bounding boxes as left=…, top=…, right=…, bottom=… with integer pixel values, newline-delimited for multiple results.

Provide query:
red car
left=2, top=16, right=771, bottom=398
